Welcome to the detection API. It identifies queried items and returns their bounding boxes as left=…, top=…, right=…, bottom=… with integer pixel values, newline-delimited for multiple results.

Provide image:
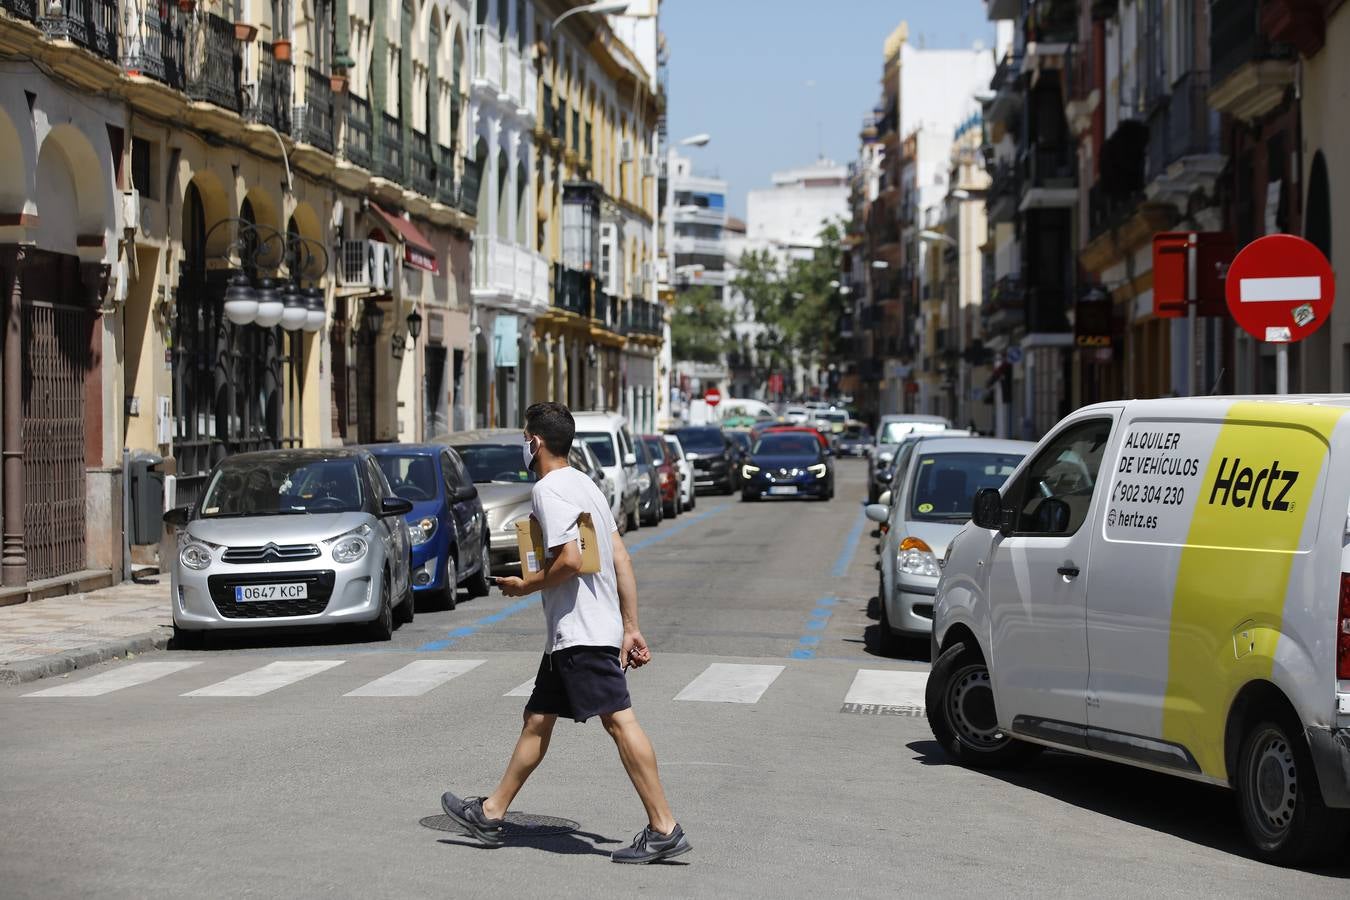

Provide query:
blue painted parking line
left=831, top=511, right=867, bottom=578
left=418, top=503, right=729, bottom=652
left=789, top=596, right=836, bottom=659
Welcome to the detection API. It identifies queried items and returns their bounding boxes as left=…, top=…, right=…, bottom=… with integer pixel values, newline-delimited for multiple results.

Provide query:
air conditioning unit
left=120, top=189, right=140, bottom=232
left=369, top=241, right=395, bottom=291
left=641, top=156, right=659, bottom=178
left=620, top=141, right=633, bottom=163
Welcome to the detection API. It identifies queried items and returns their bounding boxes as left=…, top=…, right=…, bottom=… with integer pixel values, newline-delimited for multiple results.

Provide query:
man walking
left=440, top=402, right=691, bottom=865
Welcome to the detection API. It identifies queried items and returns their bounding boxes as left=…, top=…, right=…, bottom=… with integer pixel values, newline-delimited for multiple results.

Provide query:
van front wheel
left=1236, top=719, right=1350, bottom=865
left=925, top=641, right=1040, bottom=769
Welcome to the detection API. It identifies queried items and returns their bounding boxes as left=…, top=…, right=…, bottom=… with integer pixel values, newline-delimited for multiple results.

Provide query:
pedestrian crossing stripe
left=17, top=659, right=929, bottom=713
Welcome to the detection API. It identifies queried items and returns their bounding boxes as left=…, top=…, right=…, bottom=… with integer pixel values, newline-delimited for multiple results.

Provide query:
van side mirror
left=972, top=488, right=1005, bottom=532
left=623, top=452, right=638, bottom=467
left=163, top=505, right=191, bottom=528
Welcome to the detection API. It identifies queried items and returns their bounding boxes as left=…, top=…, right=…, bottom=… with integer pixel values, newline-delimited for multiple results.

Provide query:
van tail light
left=1339, top=573, right=1350, bottom=680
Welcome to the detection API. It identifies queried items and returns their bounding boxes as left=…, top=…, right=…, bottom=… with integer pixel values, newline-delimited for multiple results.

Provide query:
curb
left=0, top=627, right=174, bottom=685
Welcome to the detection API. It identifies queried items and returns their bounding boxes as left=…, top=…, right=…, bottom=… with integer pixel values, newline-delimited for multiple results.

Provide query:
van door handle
left=1057, top=565, right=1080, bottom=578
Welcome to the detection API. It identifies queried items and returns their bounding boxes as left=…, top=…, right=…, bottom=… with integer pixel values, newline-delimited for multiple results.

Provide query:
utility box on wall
left=127, top=450, right=164, bottom=545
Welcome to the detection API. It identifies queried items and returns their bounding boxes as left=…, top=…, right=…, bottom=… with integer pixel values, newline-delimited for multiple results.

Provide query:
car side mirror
left=163, top=505, right=191, bottom=528
left=381, top=497, right=414, bottom=518
left=623, top=452, right=638, bottom=467
left=972, top=488, right=1007, bottom=533
left=878, top=490, right=892, bottom=507
left=864, top=503, right=889, bottom=524
left=454, top=485, right=478, bottom=502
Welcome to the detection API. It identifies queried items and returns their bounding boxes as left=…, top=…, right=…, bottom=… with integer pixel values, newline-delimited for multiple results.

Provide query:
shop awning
left=370, top=203, right=438, bottom=274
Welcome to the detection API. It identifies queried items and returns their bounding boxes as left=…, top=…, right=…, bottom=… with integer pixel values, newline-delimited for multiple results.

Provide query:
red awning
left=370, top=203, right=439, bottom=274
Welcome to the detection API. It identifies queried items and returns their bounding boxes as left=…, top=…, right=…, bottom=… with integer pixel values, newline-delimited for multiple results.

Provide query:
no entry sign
left=1224, top=234, right=1335, bottom=344
left=704, top=387, right=721, bottom=407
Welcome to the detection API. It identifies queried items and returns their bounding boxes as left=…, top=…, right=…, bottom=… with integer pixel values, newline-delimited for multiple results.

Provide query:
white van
left=572, top=411, right=641, bottom=532
left=928, top=396, right=1350, bottom=865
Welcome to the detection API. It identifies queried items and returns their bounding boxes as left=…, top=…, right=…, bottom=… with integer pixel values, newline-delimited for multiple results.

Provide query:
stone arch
left=0, top=105, right=28, bottom=217
left=181, top=170, right=233, bottom=260
left=287, top=201, right=325, bottom=282
left=474, top=136, right=489, bottom=234
left=496, top=147, right=509, bottom=240
left=34, top=124, right=110, bottom=253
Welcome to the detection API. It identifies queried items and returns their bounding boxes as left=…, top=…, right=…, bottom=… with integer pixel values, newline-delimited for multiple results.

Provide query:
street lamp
left=917, top=229, right=957, bottom=247
left=551, top=0, right=631, bottom=30
left=362, top=299, right=385, bottom=342
left=406, top=308, right=423, bottom=343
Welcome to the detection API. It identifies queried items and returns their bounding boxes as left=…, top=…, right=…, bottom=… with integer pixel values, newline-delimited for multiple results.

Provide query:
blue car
left=368, top=443, right=492, bottom=610
left=739, top=431, right=835, bottom=502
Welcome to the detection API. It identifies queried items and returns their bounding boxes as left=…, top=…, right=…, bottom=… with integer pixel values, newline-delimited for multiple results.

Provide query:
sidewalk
left=0, top=579, right=172, bottom=684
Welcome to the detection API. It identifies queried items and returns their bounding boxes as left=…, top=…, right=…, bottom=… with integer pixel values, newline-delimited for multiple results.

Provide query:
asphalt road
left=1, top=460, right=1346, bottom=897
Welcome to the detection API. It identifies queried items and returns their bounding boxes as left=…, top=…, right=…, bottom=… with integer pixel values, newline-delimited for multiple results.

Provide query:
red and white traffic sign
left=704, top=387, right=721, bottom=407
left=1224, top=234, right=1335, bottom=344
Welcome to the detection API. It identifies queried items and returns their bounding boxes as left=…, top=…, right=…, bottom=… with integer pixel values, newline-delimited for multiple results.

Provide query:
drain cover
left=420, top=812, right=579, bottom=838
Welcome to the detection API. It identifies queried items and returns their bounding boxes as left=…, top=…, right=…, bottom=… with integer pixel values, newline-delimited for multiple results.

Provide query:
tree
left=670, top=286, right=733, bottom=364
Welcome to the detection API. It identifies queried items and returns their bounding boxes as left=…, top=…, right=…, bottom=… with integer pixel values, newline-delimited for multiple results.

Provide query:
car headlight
left=742, top=464, right=760, bottom=479
left=897, top=537, right=940, bottom=577
left=808, top=463, right=827, bottom=478
left=638, top=472, right=652, bottom=490
left=409, top=516, right=437, bottom=546
left=179, top=542, right=214, bottom=571
left=326, top=523, right=372, bottom=564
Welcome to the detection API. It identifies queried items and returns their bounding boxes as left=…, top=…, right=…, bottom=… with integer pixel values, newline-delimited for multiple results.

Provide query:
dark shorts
left=525, top=645, right=632, bottom=723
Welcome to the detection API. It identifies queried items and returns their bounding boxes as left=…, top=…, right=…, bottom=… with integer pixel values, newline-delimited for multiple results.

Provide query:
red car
left=640, top=434, right=682, bottom=517
left=757, top=424, right=831, bottom=450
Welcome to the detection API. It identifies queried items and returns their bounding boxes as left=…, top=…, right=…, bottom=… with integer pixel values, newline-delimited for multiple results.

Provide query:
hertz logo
left=1207, top=457, right=1298, bottom=511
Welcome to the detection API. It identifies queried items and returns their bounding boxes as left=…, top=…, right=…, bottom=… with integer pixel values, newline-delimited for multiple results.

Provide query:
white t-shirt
left=531, top=465, right=622, bottom=653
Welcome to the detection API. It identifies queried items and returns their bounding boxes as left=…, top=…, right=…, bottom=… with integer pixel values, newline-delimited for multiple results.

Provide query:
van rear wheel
left=1236, top=718, right=1350, bottom=865
left=925, top=641, right=1040, bottom=769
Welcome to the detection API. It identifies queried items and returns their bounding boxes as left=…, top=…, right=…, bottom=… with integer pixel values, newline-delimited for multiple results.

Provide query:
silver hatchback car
left=164, top=448, right=415, bottom=645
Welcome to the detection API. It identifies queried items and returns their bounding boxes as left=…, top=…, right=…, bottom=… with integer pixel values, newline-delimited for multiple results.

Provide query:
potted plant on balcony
left=177, top=0, right=195, bottom=10
left=234, top=22, right=258, bottom=42
left=272, top=39, right=292, bottom=62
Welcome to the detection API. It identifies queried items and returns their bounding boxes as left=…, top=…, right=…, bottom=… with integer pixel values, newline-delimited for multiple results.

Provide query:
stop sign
left=704, top=387, right=721, bottom=407
left=1225, top=234, right=1336, bottom=343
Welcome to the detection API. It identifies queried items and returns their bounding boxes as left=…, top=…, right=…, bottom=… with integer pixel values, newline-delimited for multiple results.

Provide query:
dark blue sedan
left=368, top=444, right=492, bottom=610
left=740, top=432, right=835, bottom=502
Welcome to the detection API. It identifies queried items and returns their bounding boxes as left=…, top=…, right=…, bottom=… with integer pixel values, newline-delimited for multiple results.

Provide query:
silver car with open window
left=164, top=448, right=415, bottom=645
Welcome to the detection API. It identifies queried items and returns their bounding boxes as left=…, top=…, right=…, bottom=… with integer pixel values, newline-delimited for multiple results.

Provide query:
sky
left=660, top=0, right=996, bottom=219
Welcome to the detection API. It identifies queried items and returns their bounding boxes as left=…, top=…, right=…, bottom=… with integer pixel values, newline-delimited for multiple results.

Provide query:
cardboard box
left=515, top=513, right=601, bottom=575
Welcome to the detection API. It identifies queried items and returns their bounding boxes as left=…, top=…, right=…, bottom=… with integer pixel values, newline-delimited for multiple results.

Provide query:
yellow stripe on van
left=1162, top=402, right=1343, bottom=779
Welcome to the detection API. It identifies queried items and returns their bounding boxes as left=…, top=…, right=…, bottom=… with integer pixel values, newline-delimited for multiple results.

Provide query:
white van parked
left=572, top=411, right=642, bottom=532
left=928, top=396, right=1350, bottom=864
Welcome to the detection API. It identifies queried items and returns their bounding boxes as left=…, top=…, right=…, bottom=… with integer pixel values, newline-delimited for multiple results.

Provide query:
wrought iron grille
left=254, top=44, right=293, bottom=132
left=435, top=143, right=456, bottom=205
left=42, top=0, right=118, bottom=60
left=458, top=153, right=484, bottom=218
left=171, top=268, right=299, bottom=507
left=19, top=258, right=93, bottom=582
left=1, top=0, right=38, bottom=23
left=379, top=111, right=404, bottom=181
left=409, top=129, right=435, bottom=198
left=345, top=94, right=373, bottom=169
left=186, top=12, right=242, bottom=113
left=122, top=2, right=186, bottom=89
left=294, top=66, right=335, bottom=153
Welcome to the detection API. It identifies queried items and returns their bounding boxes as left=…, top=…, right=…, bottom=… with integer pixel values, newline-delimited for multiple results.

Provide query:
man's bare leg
left=483, top=711, right=557, bottom=820
left=601, top=708, right=677, bottom=834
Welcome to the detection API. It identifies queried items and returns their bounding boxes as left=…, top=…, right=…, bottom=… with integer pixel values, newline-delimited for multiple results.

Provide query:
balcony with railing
left=1145, top=70, right=1224, bottom=201
left=1018, top=142, right=1076, bottom=209
left=472, top=24, right=503, bottom=94
left=435, top=144, right=457, bottom=206
left=252, top=44, right=293, bottom=132
left=1208, top=0, right=1296, bottom=121
left=186, top=13, right=242, bottom=112
left=293, top=66, right=335, bottom=153
left=1, top=0, right=38, bottom=23
left=987, top=51, right=1023, bottom=125
left=40, top=0, right=118, bottom=60
left=458, top=154, right=484, bottom=218
left=983, top=274, right=1024, bottom=335
left=379, top=112, right=403, bottom=182
left=474, top=234, right=548, bottom=308
left=122, top=4, right=186, bottom=88
left=345, top=93, right=374, bottom=170
left=409, top=129, right=435, bottom=198
left=591, top=291, right=614, bottom=330
left=554, top=265, right=592, bottom=315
